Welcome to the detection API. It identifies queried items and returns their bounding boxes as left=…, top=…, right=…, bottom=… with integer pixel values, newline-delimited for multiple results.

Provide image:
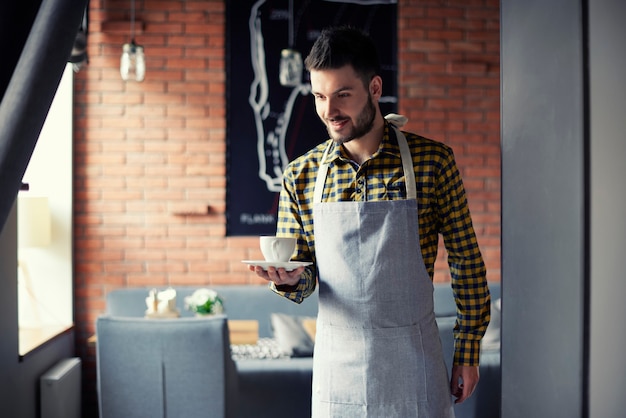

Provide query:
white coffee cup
left=260, top=236, right=296, bottom=262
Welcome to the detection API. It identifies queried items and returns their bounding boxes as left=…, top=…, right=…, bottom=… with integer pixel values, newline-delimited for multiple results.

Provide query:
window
left=18, top=64, right=73, bottom=355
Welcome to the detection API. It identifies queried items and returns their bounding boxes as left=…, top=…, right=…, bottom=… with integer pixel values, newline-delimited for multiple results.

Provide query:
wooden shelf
left=173, top=206, right=214, bottom=217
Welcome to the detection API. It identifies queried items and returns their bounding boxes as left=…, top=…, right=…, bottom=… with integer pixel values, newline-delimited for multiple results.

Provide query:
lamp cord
left=130, top=0, right=136, bottom=44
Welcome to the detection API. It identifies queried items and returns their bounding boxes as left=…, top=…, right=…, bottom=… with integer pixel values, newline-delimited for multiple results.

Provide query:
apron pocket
left=313, top=323, right=429, bottom=406
left=314, top=324, right=367, bottom=405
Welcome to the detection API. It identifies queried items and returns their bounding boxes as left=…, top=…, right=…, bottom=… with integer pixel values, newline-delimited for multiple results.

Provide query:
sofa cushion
left=230, top=338, right=289, bottom=360
left=270, top=313, right=315, bottom=357
left=301, top=317, right=317, bottom=342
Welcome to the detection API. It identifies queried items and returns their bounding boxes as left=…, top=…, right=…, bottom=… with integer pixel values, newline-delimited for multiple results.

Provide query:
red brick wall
left=398, top=1, right=501, bottom=281
left=74, top=0, right=499, bottom=414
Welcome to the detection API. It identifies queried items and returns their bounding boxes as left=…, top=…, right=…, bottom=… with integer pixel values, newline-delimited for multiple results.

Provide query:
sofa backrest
left=106, top=285, right=319, bottom=338
left=105, top=282, right=500, bottom=339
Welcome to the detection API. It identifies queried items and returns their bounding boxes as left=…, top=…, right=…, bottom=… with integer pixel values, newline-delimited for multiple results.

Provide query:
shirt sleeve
left=436, top=147, right=491, bottom=367
left=270, top=163, right=317, bottom=303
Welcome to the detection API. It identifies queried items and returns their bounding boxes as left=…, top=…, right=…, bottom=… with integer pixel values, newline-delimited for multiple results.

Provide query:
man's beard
left=325, top=95, right=376, bottom=145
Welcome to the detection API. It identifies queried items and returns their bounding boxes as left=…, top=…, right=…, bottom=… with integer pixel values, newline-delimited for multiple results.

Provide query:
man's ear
left=369, top=75, right=383, bottom=99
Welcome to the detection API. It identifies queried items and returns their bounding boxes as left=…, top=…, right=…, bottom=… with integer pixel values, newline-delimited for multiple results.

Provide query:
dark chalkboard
left=226, top=0, right=397, bottom=236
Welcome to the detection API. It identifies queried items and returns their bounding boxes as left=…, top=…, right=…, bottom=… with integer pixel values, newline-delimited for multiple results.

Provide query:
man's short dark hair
left=304, top=26, right=381, bottom=87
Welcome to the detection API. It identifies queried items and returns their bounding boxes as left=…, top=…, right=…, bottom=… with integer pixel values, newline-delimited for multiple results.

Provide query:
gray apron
left=311, top=127, right=454, bottom=417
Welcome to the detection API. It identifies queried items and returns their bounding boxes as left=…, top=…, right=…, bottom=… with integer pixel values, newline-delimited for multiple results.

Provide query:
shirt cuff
left=270, top=270, right=314, bottom=304
left=454, top=339, right=481, bottom=367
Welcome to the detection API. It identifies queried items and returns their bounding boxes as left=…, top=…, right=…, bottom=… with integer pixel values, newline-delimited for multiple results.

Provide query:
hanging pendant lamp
left=120, top=0, right=145, bottom=82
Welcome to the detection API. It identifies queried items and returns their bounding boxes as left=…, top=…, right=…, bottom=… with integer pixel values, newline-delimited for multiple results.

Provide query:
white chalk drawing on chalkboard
left=248, top=0, right=398, bottom=192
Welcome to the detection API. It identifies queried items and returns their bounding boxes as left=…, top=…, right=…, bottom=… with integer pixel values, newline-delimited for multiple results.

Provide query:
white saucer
left=241, top=260, right=312, bottom=271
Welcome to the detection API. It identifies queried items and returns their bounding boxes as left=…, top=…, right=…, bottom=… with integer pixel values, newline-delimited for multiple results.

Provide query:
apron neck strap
left=313, top=127, right=417, bottom=203
left=395, top=127, right=417, bottom=200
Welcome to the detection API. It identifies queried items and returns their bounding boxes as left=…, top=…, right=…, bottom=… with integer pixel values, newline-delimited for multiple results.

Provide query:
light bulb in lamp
left=120, top=41, right=145, bottom=82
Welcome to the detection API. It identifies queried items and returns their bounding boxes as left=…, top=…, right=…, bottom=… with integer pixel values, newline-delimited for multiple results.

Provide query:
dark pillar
left=0, top=0, right=88, bottom=230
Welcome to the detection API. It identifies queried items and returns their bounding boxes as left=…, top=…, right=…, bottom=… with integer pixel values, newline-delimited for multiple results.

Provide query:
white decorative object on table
left=144, top=287, right=180, bottom=318
left=185, top=288, right=224, bottom=317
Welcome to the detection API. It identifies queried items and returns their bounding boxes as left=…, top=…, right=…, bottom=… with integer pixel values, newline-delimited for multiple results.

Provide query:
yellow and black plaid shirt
left=275, top=122, right=490, bottom=366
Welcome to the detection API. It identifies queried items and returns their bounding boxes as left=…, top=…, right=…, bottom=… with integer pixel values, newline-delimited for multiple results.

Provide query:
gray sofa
left=103, top=282, right=501, bottom=418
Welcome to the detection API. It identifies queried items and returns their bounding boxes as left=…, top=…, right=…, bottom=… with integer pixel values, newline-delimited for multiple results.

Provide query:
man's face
left=310, top=65, right=378, bottom=145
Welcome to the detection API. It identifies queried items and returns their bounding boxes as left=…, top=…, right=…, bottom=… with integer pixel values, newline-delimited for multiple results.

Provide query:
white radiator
left=40, top=357, right=81, bottom=418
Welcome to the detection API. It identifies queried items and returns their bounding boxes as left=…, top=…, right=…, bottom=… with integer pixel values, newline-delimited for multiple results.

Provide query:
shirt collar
left=322, top=121, right=402, bottom=165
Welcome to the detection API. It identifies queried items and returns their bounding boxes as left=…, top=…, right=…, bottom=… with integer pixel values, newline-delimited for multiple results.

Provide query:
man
left=249, top=26, right=490, bottom=417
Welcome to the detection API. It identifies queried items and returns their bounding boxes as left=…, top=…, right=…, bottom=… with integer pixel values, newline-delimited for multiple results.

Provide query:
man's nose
left=322, top=97, right=338, bottom=118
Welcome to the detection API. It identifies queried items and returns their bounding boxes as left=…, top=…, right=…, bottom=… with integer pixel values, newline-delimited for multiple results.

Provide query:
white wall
left=589, top=1, right=626, bottom=416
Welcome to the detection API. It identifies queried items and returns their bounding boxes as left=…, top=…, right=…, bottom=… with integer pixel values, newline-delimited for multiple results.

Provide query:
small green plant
left=184, top=288, right=224, bottom=315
